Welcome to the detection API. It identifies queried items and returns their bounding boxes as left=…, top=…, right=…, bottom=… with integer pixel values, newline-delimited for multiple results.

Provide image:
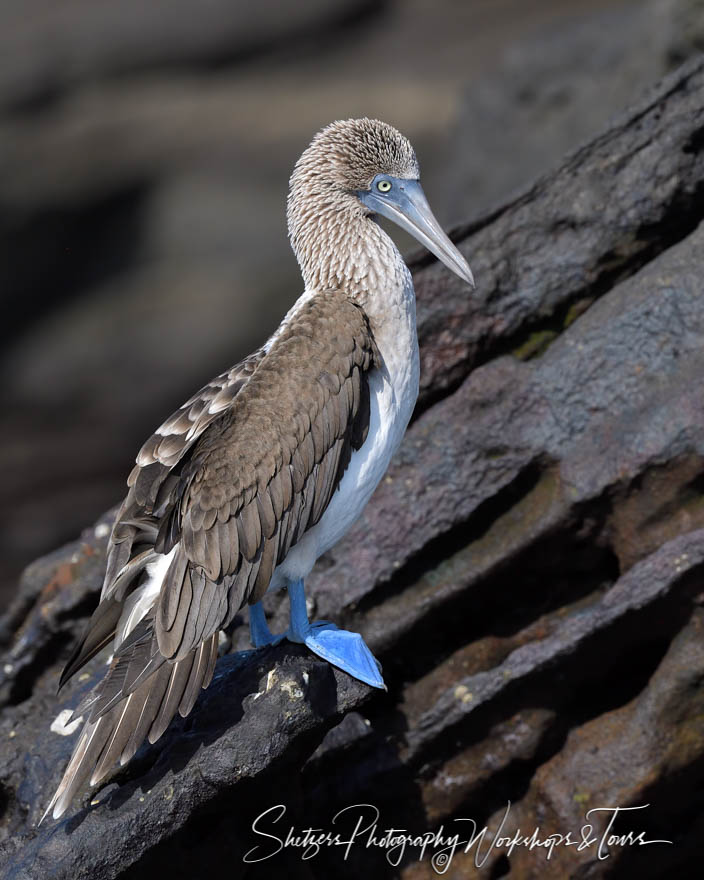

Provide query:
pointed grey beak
left=358, top=178, right=475, bottom=288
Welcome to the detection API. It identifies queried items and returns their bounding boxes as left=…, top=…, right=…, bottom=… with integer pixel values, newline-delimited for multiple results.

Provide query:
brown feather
left=226, top=517, right=240, bottom=573
left=157, top=551, right=187, bottom=633
left=201, top=526, right=221, bottom=582
left=216, top=520, right=233, bottom=575
left=148, top=653, right=196, bottom=744
left=237, top=501, right=261, bottom=561
left=268, top=471, right=284, bottom=520
left=157, top=569, right=192, bottom=659
left=256, top=492, right=276, bottom=539
left=201, top=505, right=219, bottom=532
left=202, top=633, right=219, bottom=689
left=187, top=502, right=207, bottom=533
left=311, top=416, right=325, bottom=462
left=299, top=429, right=316, bottom=476
left=327, top=388, right=341, bottom=438
left=278, top=464, right=293, bottom=513
left=91, top=691, right=145, bottom=785
left=155, top=434, right=188, bottom=465
left=179, top=639, right=211, bottom=718
left=290, top=450, right=306, bottom=494
left=203, top=585, right=227, bottom=641
left=174, top=567, right=207, bottom=661
left=251, top=532, right=278, bottom=604
left=320, top=370, right=341, bottom=394
left=86, top=621, right=162, bottom=720
left=44, top=717, right=114, bottom=820
left=226, top=559, right=253, bottom=622
left=119, top=664, right=172, bottom=765
left=350, top=364, right=361, bottom=415
left=192, top=578, right=217, bottom=647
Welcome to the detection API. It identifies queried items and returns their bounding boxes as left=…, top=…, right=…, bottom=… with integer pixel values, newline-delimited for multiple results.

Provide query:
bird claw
left=303, top=623, right=385, bottom=689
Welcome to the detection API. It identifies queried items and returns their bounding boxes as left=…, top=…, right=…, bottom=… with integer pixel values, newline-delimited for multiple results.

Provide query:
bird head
left=288, top=118, right=474, bottom=288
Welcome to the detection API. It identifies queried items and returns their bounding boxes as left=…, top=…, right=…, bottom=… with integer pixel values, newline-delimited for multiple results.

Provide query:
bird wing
left=57, top=348, right=265, bottom=690
left=105, top=347, right=265, bottom=604
left=153, top=290, right=379, bottom=661
left=47, top=290, right=379, bottom=819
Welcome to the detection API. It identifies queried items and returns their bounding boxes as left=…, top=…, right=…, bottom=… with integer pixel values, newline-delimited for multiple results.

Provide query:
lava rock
left=0, top=648, right=371, bottom=880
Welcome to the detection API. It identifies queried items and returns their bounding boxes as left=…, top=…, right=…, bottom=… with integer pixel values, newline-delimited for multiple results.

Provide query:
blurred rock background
left=1, top=0, right=703, bottom=611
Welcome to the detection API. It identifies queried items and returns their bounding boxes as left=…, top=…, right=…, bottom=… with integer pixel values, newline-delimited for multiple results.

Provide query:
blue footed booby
left=44, top=118, right=474, bottom=820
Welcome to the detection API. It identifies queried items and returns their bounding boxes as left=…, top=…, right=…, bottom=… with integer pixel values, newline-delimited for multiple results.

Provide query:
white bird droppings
left=95, top=523, right=110, bottom=539
left=51, top=709, right=83, bottom=736
left=280, top=679, right=304, bottom=701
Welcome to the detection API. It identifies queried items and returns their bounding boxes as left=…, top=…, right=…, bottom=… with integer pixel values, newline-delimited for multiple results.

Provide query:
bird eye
left=376, top=179, right=392, bottom=193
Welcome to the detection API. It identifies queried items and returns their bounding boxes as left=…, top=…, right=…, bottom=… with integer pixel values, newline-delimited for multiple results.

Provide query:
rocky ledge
left=1, top=56, right=704, bottom=879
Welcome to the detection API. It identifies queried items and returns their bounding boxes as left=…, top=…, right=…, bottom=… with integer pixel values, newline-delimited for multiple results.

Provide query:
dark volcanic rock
left=404, top=583, right=704, bottom=880
left=0, top=647, right=370, bottom=879
left=2, top=56, right=704, bottom=880
left=443, top=0, right=704, bottom=222
left=413, top=45, right=704, bottom=404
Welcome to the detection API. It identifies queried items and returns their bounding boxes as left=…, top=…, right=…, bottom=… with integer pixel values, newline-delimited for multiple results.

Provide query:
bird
left=43, top=118, right=474, bottom=821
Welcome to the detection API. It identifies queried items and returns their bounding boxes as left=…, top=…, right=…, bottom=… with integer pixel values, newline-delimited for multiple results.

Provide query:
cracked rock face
left=2, top=50, right=704, bottom=880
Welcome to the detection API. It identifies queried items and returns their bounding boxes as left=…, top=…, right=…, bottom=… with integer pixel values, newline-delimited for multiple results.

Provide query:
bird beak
left=358, top=179, right=475, bottom=288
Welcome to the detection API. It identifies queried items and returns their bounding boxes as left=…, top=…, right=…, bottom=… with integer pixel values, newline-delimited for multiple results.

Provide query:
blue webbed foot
left=303, top=622, right=385, bottom=689
left=286, top=579, right=385, bottom=689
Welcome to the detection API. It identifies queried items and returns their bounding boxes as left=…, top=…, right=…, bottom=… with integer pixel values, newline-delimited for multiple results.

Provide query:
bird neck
left=289, top=202, right=410, bottom=313
left=284, top=202, right=418, bottom=398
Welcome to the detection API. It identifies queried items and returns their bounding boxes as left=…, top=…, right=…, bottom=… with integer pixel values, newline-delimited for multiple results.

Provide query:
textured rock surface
left=443, top=0, right=704, bottom=221
left=1, top=649, right=369, bottom=880
left=1, top=56, right=704, bottom=878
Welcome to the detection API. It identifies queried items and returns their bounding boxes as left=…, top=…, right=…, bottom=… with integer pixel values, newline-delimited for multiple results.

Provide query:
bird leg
left=248, top=601, right=284, bottom=648
left=286, top=578, right=385, bottom=690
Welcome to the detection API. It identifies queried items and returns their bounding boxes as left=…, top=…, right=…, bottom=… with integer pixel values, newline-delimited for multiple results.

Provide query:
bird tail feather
left=41, top=629, right=218, bottom=822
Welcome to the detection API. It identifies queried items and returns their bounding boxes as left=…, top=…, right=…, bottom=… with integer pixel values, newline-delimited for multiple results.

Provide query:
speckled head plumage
left=290, top=118, right=420, bottom=198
